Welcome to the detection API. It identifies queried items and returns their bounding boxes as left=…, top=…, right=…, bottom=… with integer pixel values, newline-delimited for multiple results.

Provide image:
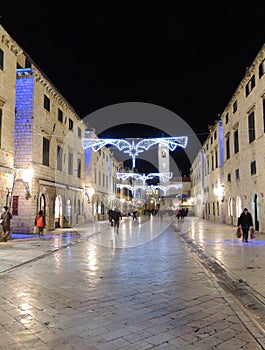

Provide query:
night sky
left=1, top=4, right=265, bottom=174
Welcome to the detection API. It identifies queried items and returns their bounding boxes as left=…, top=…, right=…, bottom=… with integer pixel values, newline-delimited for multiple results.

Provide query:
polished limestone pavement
left=0, top=215, right=264, bottom=349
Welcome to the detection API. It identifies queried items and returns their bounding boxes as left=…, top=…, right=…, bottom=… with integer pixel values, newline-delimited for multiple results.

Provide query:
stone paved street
left=0, top=215, right=264, bottom=349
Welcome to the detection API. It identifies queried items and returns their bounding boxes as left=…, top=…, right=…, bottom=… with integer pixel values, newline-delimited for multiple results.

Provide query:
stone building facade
left=221, top=44, right=265, bottom=231
left=0, top=24, right=122, bottom=235
left=190, top=121, right=225, bottom=223
left=191, top=43, right=265, bottom=231
left=13, top=54, right=87, bottom=233
left=84, top=128, right=123, bottom=221
left=0, top=25, right=22, bottom=214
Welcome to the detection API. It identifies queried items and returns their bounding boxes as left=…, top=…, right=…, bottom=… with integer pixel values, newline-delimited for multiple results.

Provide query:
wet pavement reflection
left=0, top=215, right=265, bottom=349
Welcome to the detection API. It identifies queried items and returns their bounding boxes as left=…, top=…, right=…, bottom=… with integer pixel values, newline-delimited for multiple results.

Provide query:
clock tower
left=158, top=143, right=169, bottom=174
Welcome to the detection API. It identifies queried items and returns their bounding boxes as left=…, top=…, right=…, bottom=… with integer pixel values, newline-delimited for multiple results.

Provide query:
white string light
left=82, top=136, right=188, bottom=168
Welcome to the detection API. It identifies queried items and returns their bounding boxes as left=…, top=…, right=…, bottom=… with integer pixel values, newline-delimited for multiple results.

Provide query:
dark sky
left=1, top=4, right=265, bottom=174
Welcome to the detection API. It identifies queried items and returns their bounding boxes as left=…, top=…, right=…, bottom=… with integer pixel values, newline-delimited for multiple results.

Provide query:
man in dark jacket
left=237, top=208, right=253, bottom=242
left=111, top=208, right=122, bottom=233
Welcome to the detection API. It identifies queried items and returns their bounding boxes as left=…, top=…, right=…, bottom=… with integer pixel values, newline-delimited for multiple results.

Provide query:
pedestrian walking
left=132, top=210, right=138, bottom=220
left=0, top=206, right=12, bottom=242
left=237, top=208, right=253, bottom=243
left=108, top=209, right=114, bottom=226
left=35, top=210, right=46, bottom=238
left=111, top=208, right=122, bottom=233
left=176, top=208, right=182, bottom=220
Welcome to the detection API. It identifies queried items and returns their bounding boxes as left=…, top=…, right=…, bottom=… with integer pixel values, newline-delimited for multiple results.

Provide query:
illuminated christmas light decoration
left=116, top=172, right=173, bottom=182
left=152, top=184, right=182, bottom=194
left=117, top=183, right=182, bottom=196
left=82, top=136, right=188, bottom=168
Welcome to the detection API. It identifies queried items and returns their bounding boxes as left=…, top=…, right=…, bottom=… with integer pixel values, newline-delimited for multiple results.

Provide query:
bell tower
left=158, top=143, right=169, bottom=174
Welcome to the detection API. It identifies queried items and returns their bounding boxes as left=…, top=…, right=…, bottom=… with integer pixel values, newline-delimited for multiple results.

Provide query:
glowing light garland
left=117, top=183, right=182, bottom=195
left=82, top=136, right=188, bottom=168
left=116, top=172, right=173, bottom=182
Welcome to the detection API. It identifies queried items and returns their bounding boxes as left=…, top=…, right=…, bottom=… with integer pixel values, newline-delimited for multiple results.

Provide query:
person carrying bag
left=237, top=208, right=253, bottom=243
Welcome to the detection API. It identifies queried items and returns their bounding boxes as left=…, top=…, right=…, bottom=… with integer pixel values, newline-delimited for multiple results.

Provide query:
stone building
left=221, top=44, right=265, bottom=231
left=190, top=149, right=204, bottom=218
left=191, top=43, right=265, bottom=231
left=13, top=52, right=88, bottom=233
left=0, top=24, right=122, bottom=235
left=191, top=121, right=225, bottom=223
left=83, top=128, right=123, bottom=221
left=0, top=25, right=22, bottom=214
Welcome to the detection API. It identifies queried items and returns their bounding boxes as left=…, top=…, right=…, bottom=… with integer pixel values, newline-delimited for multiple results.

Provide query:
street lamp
left=109, top=194, right=116, bottom=210
left=120, top=198, right=125, bottom=214
left=86, top=187, right=95, bottom=203
left=86, top=187, right=95, bottom=221
left=21, top=168, right=34, bottom=200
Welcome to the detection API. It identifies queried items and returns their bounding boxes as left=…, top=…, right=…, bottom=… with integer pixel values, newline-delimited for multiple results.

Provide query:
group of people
left=176, top=208, right=189, bottom=220
left=0, top=207, right=45, bottom=241
left=0, top=204, right=255, bottom=243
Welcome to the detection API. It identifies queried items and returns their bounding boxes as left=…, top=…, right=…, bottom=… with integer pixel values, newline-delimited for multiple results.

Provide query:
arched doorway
left=254, top=193, right=259, bottom=231
left=39, top=194, right=46, bottom=217
left=76, top=198, right=81, bottom=224
left=236, top=197, right=242, bottom=219
left=66, top=199, right=72, bottom=226
left=54, top=195, right=63, bottom=228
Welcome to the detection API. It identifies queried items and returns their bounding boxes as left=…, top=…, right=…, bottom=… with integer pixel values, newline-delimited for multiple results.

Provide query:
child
left=35, top=210, right=46, bottom=238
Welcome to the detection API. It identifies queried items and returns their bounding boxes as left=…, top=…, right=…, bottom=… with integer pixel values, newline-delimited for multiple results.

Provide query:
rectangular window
left=0, top=49, right=3, bottom=70
left=44, top=95, right=50, bottom=112
left=99, top=170, right=101, bottom=186
left=25, top=58, right=31, bottom=69
left=94, top=168, right=97, bottom=184
left=78, top=127, right=82, bottom=138
left=233, top=100, right=237, bottom=113
left=57, top=146, right=63, bottom=171
left=225, top=113, right=229, bottom=124
left=226, top=138, right=230, bottom=159
left=263, top=99, right=265, bottom=132
left=215, top=149, right=218, bottom=168
left=77, top=158, right=81, bottom=178
left=245, top=75, right=256, bottom=96
left=250, top=160, right=256, bottom=175
left=211, top=154, right=214, bottom=170
left=227, top=173, right=231, bottom=182
left=234, top=129, right=239, bottom=154
left=58, top=108, right=63, bottom=122
left=43, top=138, right=50, bottom=166
left=0, top=108, right=2, bottom=147
left=248, top=112, right=255, bottom=143
left=235, top=168, right=240, bottom=179
left=69, top=118, right=73, bottom=130
left=68, top=153, right=73, bottom=175
left=259, top=58, right=265, bottom=78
